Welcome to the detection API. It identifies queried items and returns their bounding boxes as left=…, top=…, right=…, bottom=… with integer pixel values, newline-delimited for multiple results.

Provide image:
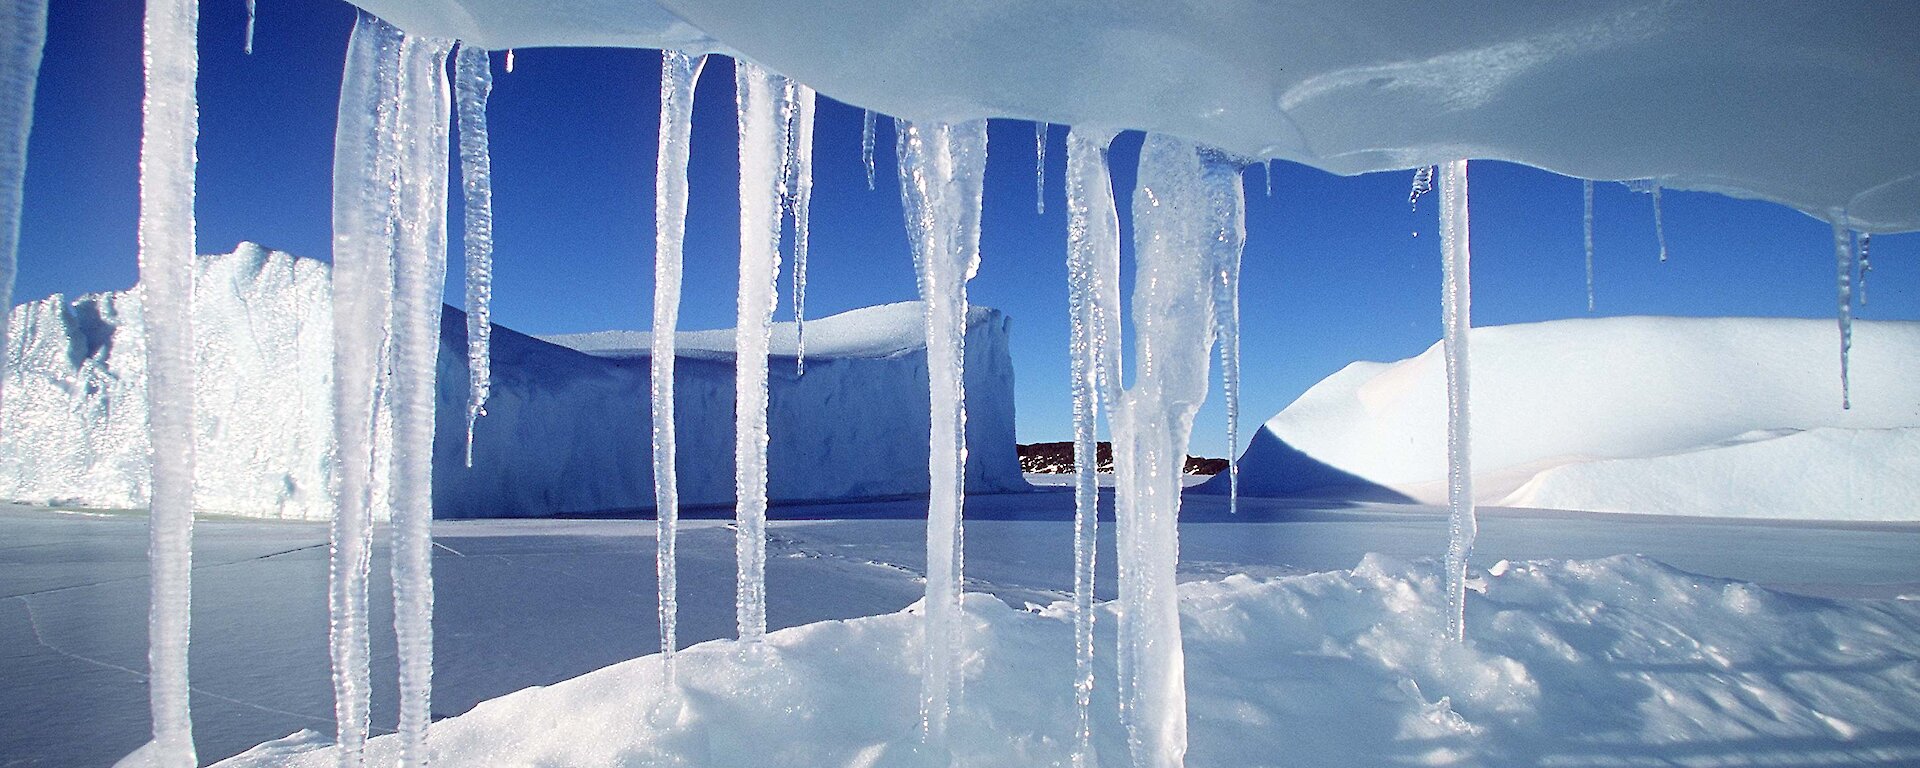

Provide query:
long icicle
left=1438, top=159, right=1476, bottom=644
left=1651, top=181, right=1668, bottom=262
left=327, top=12, right=401, bottom=765
left=1583, top=179, right=1595, bottom=312
left=862, top=108, right=876, bottom=191
left=243, top=0, right=256, bottom=53
left=1035, top=121, right=1046, bottom=214
left=389, top=31, right=453, bottom=768
left=653, top=48, right=706, bottom=676
left=1118, top=134, right=1228, bottom=768
left=1213, top=157, right=1246, bottom=515
left=137, top=0, right=201, bottom=763
left=454, top=44, right=493, bottom=468
left=789, top=83, right=815, bottom=375
left=1833, top=219, right=1853, bottom=410
left=733, top=59, right=785, bottom=642
left=1857, top=232, right=1871, bottom=306
left=1063, top=126, right=1120, bottom=768
left=897, top=117, right=989, bottom=750
left=0, top=0, right=49, bottom=428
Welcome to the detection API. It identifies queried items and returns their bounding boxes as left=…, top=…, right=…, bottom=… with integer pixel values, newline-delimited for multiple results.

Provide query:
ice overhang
left=345, top=0, right=1920, bottom=233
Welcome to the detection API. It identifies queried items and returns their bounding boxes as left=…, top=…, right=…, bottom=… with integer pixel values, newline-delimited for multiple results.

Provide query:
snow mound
left=216, top=554, right=1920, bottom=766
left=540, top=301, right=971, bottom=361
left=1204, top=316, right=1920, bottom=520
left=0, top=248, right=1026, bottom=518
left=347, top=0, right=1920, bottom=231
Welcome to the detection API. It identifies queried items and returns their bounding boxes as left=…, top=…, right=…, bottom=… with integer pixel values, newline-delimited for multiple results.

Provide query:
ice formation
left=732, top=60, right=786, bottom=642
left=894, top=117, right=989, bottom=746
left=1212, top=167, right=1244, bottom=516
left=861, top=108, right=875, bottom=190
left=1858, top=232, right=1871, bottom=305
left=454, top=44, right=493, bottom=467
left=652, top=48, right=705, bottom=672
left=1582, top=179, right=1595, bottom=312
left=1407, top=164, right=1434, bottom=210
left=243, top=0, right=256, bottom=53
left=1437, top=160, right=1476, bottom=644
left=1063, top=126, right=1121, bottom=767
left=0, top=0, right=47, bottom=424
left=137, top=0, right=201, bottom=763
left=1034, top=121, right=1046, bottom=214
left=1833, top=220, right=1853, bottom=410
left=786, top=81, right=815, bottom=375
left=1651, top=181, right=1668, bottom=262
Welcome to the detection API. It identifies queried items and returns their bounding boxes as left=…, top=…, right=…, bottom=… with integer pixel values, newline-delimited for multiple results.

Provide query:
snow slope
left=345, top=0, right=1920, bottom=233
left=0, top=246, right=1025, bottom=518
left=215, top=552, right=1920, bottom=767
left=1201, top=316, right=1920, bottom=520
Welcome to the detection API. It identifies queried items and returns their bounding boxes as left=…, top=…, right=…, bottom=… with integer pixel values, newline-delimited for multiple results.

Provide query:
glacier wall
left=0, top=246, right=1026, bottom=519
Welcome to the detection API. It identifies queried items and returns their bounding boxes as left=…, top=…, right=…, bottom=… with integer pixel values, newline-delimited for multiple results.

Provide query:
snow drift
left=0, top=245, right=1025, bottom=518
left=214, top=554, right=1920, bottom=766
left=1202, top=316, right=1920, bottom=520
left=345, top=0, right=1920, bottom=233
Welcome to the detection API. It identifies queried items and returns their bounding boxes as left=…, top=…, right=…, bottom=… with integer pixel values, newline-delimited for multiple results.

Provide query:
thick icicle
left=1438, top=160, right=1476, bottom=644
left=1652, top=182, right=1668, bottom=262
left=896, top=117, right=989, bottom=748
left=137, top=0, right=201, bottom=763
left=1114, top=134, right=1231, bottom=768
left=1063, top=126, right=1121, bottom=768
left=1583, top=179, right=1595, bottom=312
left=243, top=0, right=256, bottom=53
left=1409, top=165, right=1434, bottom=210
left=861, top=108, right=876, bottom=191
left=732, top=60, right=785, bottom=642
left=1035, top=121, right=1046, bottom=214
left=1212, top=156, right=1246, bottom=515
left=652, top=49, right=706, bottom=674
left=388, top=31, right=454, bottom=768
left=1833, top=219, right=1853, bottom=410
left=1, top=0, right=48, bottom=427
left=455, top=45, right=493, bottom=468
left=1857, top=232, right=1871, bottom=306
left=788, top=83, right=816, bottom=375
left=327, top=13, right=402, bottom=765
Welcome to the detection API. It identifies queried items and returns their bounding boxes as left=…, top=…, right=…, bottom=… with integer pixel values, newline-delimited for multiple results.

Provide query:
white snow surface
left=1201, top=316, right=1920, bottom=521
left=342, top=0, right=1920, bottom=232
left=0, top=246, right=1025, bottom=518
left=215, top=550, right=1920, bottom=767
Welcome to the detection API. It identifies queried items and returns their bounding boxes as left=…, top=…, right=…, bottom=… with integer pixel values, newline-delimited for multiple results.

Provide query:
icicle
left=1833, top=219, right=1853, bottom=410
left=327, top=13, right=401, bottom=764
left=1438, top=159, right=1476, bottom=644
left=387, top=31, right=453, bottom=768
left=1034, top=121, right=1047, bottom=214
left=1114, top=134, right=1231, bottom=768
left=1583, top=179, right=1595, bottom=313
left=1264, top=158, right=1274, bottom=198
left=243, top=0, right=255, bottom=54
left=789, top=83, right=816, bottom=376
left=1, top=0, right=49, bottom=428
left=896, top=117, right=989, bottom=749
left=861, top=108, right=876, bottom=191
left=1652, top=182, right=1668, bottom=262
left=136, top=0, right=201, bottom=763
left=732, top=60, right=786, bottom=642
left=503, top=48, right=513, bottom=73
left=1211, top=151, right=1246, bottom=516
left=1063, top=126, right=1120, bottom=768
left=1409, top=165, right=1434, bottom=210
left=652, top=49, right=706, bottom=676
left=1857, top=232, right=1871, bottom=306
left=455, top=45, right=493, bottom=468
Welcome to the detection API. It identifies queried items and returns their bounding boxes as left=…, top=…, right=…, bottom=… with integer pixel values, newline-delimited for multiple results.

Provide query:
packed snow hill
left=1201, top=316, right=1920, bottom=521
left=0, top=245, right=1024, bottom=519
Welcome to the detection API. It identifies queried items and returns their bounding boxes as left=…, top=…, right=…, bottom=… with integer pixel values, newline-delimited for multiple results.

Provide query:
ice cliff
left=0, top=245, right=1025, bottom=519
left=1202, top=316, right=1920, bottom=520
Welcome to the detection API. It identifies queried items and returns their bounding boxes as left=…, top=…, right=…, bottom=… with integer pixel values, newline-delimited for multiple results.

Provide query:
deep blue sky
left=19, top=0, right=1919, bottom=457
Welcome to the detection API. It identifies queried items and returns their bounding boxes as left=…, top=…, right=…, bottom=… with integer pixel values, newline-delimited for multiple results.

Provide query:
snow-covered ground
left=6, top=494, right=1917, bottom=765
left=1204, top=317, right=1920, bottom=521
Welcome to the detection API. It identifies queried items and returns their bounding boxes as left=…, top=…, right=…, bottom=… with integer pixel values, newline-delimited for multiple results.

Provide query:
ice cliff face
left=0, top=245, right=1025, bottom=519
left=1203, top=316, right=1920, bottom=520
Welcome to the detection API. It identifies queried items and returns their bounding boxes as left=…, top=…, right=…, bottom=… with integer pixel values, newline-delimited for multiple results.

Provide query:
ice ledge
left=345, top=0, right=1920, bottom=232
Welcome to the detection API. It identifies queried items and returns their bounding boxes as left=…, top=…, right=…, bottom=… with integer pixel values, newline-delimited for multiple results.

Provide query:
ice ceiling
left=348, top=0, right=1920, bottom=233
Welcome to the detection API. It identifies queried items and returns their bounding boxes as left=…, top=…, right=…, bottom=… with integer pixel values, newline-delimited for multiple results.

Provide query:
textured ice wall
left=0, top=248, right=1026, bottom=518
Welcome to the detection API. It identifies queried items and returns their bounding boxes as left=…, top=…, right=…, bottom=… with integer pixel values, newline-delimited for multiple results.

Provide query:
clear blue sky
left=19, top=0, right=1919, bottom=457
